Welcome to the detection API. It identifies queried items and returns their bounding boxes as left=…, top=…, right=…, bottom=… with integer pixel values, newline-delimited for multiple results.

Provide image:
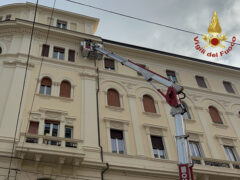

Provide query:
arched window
left=209, top=106, right=223, bottom=124
left=182, top=102, right=191, bottom=119
left=40, top=77, right=52, bottom=95
left=60, top=80, right=71, bottom=98
left=107, top=89, right=120, bottom=107
left=143, top=95, right=156, bottom=113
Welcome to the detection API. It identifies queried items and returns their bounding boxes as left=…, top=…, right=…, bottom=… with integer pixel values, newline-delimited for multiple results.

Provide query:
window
left=182, top=102, right=191, bottom=119
left=151, top=136, right=166, bottom=159
left=107, top=89, right=120, bottom=107
left=137, top=64, right=146, bottom=76
left=209, top=106, right=223, bottom=124
left=223, top=81, right=235, bottom=94
left=195, top=76, right=207, bottom=88
left=189, top=141, right=201, bottom=157
left=60, top=80, right=71, bottom=98
left=0, top=47, right=2, bottom=54
left=110, top=129, right=125, bottom=154
left=41, top=44, right=50, bottom=57
left=40, top=77, right=52, bottom=95
left=224, top=146, right=238, bottom=161
left=68, top=50, right=75, bottom=62
left=53, top=47, right=65, bottom=60
left=0, top=16, right=3, bottom=21
left=57, top=20, right=67, bottom=29
left=28, top=122, right=39, bottom=134
left=65, top=126, right=73, bottom=138
left=104, top=58, right=115, bottom=70
left=44, top=120, right=59, bottom=136
left=166, top=70, right=178, bottom=83
left=143, top=95, right=156, bottom=113
left=5, top=14, right=11, bottom=21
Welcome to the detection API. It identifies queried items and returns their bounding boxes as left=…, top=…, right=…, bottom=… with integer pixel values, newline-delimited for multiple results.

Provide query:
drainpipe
left=94, top=59, right=109, bottom=180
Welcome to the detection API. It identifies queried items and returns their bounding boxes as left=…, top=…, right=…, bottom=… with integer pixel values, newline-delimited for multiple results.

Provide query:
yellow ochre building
left=0, top=2, right=240, bottom=180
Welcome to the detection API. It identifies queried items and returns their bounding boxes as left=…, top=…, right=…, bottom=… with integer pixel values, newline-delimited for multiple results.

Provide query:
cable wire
left=6, top=0, right=39, bottom=179
left=66, top=0, right=240, bottom=46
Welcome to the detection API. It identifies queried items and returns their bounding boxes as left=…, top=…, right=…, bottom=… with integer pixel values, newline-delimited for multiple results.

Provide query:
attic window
left=57, top=20, right=67, bottom=29
left=5, top=14, right=11, bottom=21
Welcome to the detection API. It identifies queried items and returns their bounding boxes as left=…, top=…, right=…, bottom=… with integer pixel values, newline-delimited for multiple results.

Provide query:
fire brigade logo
left=194, top=11, right=236, bottom=58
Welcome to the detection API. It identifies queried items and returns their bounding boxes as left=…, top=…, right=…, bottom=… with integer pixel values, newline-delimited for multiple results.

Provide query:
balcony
left=16, top=133, right=85, bottom=165
left=192, top=156, right=240, bottom=170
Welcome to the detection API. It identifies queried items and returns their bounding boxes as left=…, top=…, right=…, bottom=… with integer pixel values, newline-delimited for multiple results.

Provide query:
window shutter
left=223, top=81, right=235, bottom=93
left=104, top=58, right=115, bottom=70
left=209, top=106, right=223, bottom=124
left=151, top=136, right=164, bottom=150
left=41, top=44, right=49, bottom=57
left=143, top=95, right=156, bottom=113
left=195, top=76, right=207, bottom=88
left=107, top=89, right=120, bottom=107
left=68, top=50, right=75, bottom=62
left=60, top=81, right=71, bottom=98
left=41, top=77, right=52, bottom=86
left=28, top=122, right=39, bottom=134
left=111, top=129, right=123, bottom=139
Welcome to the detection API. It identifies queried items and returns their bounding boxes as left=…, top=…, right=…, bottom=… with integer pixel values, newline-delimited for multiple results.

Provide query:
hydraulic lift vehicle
left=81, top=40, right=194, bottom=180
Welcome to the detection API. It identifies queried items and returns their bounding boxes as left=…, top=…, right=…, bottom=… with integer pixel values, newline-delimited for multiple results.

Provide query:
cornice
left=3, top=60, right=34, bottom=69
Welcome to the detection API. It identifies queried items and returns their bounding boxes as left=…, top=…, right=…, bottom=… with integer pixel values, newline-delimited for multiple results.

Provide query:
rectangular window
left=166, top=70, right=178, bottom=83
left=68, top=50, right=75, bottom=62
left=224, top=146, right=238, bottom=161
left=189, top=141, right=202, bottom=157
left=65, top=126, right=73, bottom=138
left=53, top=47, right=65, bottom=60
left=28, top=122, right=39, bottom=134
left=104, top=58, right=115, bottom=70
left=195, top=76, right=207, bottom=88
left=57, top=20, right=67, bottom=29
left=44, top=120, right=59, bottom=136
left=5, top=14, right=11, bottom=21
left=223, top=81, right=235, bottom=94
left=110, top=129, right=125, bottom=154
left=40, top=85, right=51, bottom=95
left=151, top=136, right=166, bottom=159
left=137, top=64, right=146, bottom=76
left=41, top=44, right=50, bottom=57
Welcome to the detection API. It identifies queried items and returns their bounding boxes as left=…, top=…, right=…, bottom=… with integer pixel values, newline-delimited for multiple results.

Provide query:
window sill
left=105, top=105, right=124, bottom=112
left=36, top=93, right=73, bottom=102
left=142, top=112, right=161, bottom=118
left=212, top=123, right=228, bottom=129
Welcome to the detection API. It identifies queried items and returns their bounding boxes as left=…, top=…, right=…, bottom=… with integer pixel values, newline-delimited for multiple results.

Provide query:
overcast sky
left=1, top=0, right=240, bottom=67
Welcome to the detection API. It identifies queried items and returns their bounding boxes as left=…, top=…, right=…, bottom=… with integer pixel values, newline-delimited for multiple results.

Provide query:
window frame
left=44, top=121, right=59, bottom=137
left=65, top=126, right=73, bottom=138
left=56, top=20, right=67, bottom=29
left=189, top=141, right=202, bottom=157
left=53, top=47, right=65, bottom=60
left=110, top=129, right=125, bottom=154
left=195, top=75, right=207, bottom=88
left=68, top=49, right=75, bottom=62
left=28, top=121, right=39, bottom=135
left=224, top=146, right=238, bottom=162
left=223, top=81, right=235, bottom=94
left=166, top=70, right=178, bottom=83
left=39, top=77, right=52, bottom=95
left=150, top=135, right=166, bottom=159
left=60, top=80, right=71, bottom=98
left=5, top=14, right=11, bottom=21
left=142, top=94, right=157, bottom=113
left=107, top=88, right=121, bottom=107
left=104, top=58, right=115, bottom=70
left=41, top=44, right=50, bottom=57
left=208, top=106, right=223, bottom=124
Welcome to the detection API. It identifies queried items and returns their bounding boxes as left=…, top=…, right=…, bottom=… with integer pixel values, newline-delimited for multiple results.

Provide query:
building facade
left=0, top=2, right=240, bottom=180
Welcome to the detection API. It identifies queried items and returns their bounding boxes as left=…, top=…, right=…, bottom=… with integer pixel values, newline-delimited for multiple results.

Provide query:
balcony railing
left=191, top=156, right=240, bottom=170
left=22, top=133, right=80, bottom=149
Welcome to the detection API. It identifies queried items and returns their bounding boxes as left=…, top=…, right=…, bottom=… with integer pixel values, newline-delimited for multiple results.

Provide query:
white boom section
left=94, top=45, right=183, bottom=93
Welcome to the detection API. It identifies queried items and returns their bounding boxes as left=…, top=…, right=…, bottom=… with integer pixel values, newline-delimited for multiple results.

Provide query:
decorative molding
left=105, top=105, right=124, bottom=112
left=103, top=117, right=129, bottom=125
left=142, top=112, right=161, bottom=118
left=3, top=60, right=35, bottom=69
